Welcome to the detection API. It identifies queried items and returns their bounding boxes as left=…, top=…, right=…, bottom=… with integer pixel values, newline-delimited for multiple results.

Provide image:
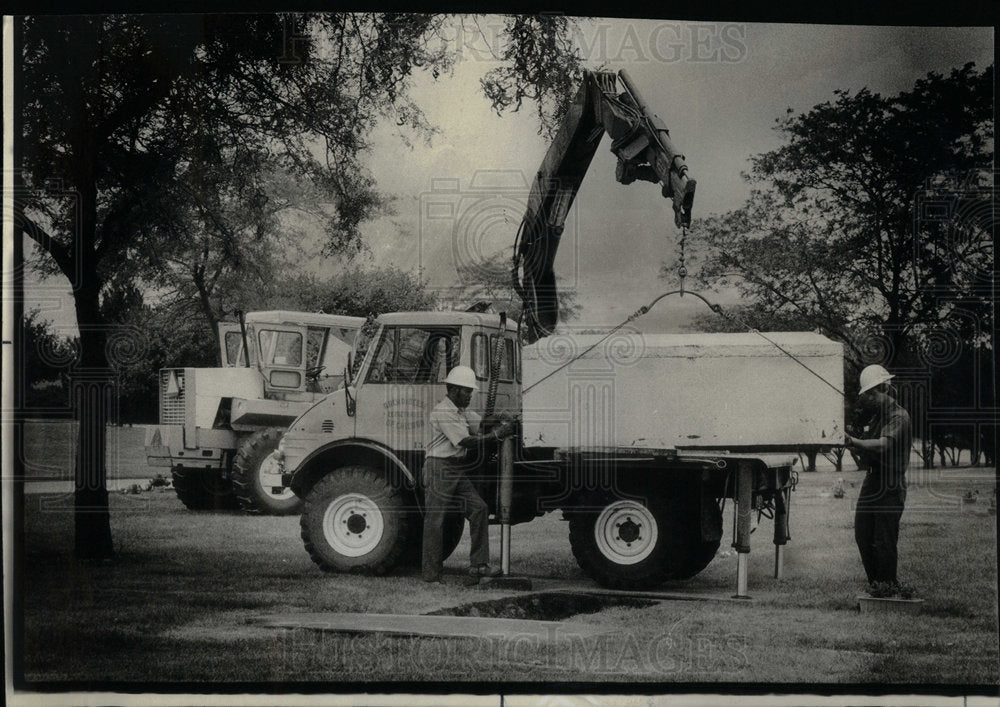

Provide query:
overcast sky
left=25, top=19, right=993, bottom=336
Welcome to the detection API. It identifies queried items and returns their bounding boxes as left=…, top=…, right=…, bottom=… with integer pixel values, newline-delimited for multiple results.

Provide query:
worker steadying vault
left=844, top=365, right=912, bottom=595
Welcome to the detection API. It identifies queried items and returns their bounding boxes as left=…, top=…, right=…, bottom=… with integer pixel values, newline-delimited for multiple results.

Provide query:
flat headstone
left=255, top=612, right=612, bottom=641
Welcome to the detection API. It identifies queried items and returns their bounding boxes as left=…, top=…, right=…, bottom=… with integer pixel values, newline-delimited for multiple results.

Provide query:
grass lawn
left=16, top=456, right=998, bottom=689
left=19, top=421, right=153, bottom=480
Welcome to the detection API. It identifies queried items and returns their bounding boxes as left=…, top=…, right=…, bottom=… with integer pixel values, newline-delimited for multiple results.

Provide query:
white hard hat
left=859, top=364, right=894, bottom=395
left=444, top=365, right=477, bottom=390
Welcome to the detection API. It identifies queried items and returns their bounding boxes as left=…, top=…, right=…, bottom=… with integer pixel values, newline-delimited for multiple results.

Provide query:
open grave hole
left=425, top=591, right=658, bottom=621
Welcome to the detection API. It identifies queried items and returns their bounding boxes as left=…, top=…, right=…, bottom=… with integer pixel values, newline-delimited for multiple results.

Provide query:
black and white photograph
left=2, top=6, right=996, bottom=706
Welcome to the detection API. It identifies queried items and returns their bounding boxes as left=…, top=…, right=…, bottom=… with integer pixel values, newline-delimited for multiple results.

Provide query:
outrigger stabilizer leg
left=732, top=460, right=754, bottom=599
left=481, top=437, right=533, bottom=591
left=773, top=484, right=791, bottom=579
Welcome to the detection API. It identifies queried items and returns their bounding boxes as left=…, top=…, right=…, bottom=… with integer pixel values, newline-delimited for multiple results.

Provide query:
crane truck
left=276, top=70, right=845, bottom=591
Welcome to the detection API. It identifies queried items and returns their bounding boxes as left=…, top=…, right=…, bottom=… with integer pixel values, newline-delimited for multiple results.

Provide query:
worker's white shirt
left=425, top=396, right=482, bottom=459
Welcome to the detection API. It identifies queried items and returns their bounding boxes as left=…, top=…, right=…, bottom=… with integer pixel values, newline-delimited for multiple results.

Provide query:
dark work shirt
left=861, top=403, right=911, bottom=488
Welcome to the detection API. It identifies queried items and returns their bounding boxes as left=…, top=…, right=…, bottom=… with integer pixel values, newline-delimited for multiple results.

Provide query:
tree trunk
left=71, top=289, right=116, bottom=560
left=832, top=446, right=844, bottom=472
left=804, top=448, right=818, bottom=472
left=193, top=271, right=222, bottom=366
left=922, top=438, right=935, bottom=469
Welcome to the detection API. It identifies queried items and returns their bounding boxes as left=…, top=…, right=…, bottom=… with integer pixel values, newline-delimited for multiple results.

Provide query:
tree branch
left=16, top=209, right=76, bottom=280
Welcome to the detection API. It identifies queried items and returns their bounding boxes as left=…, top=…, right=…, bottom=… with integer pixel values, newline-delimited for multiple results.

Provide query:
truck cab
left=282, top=311, right=520, bottom=574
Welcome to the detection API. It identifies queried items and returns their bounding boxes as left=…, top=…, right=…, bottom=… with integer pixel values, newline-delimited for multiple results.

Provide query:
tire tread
left=300, top=466, right=413, bottom=575
left=232, top=427, right=301, bottom=515
left=172, top=467, right=240, bottom=511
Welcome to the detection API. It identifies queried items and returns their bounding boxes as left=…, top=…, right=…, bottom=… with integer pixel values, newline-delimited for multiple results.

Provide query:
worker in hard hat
left=844, top=364, right=912, bottom=595
left=421, top=365, right=515, bottom=585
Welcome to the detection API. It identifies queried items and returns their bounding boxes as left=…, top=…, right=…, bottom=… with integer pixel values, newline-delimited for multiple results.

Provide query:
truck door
left=470, top=328, right=518, bottom=416
left=354, top=325, right=461, bottom=453
left=257, top=325, right=308, bottom=399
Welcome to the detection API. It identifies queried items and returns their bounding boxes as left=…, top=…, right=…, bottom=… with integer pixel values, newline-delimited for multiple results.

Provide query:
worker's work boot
left=463, top=564, right=501, bottom=586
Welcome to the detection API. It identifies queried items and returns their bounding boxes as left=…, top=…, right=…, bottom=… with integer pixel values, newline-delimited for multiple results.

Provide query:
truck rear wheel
left=300, top=466, right=413, bottom=574
left=171, top=467, right=240, bottom=511
left=670, top=500, right=722, bottom=580
left=568, top=492, right=720, bottom=589
left=232, top=428, right=302, bottom=516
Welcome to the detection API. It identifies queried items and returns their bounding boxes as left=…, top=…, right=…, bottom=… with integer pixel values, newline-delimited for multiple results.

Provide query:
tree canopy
left=688, top=63, right=993, bottom=369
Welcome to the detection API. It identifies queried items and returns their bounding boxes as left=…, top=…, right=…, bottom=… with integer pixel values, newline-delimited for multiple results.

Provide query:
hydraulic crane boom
left=513, top=69, right=696, bottom=343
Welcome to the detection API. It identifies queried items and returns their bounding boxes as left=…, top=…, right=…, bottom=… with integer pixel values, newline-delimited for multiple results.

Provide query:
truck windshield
left=306, top=327, right=326, bottom=369
left=366, top=327, right=460, bottom=384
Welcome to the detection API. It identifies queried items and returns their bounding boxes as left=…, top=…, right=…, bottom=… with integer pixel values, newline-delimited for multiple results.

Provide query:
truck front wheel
left=171, top=467, right=240, bottom=511
left=300, top=466, right=413, bottom=574
left=568, top=492, right=720, bottom=589
left=232, top=428, right=302, bottom=516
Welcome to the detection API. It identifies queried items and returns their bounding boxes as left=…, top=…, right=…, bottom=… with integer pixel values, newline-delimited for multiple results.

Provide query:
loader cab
left=218, top=311, right=365, bottom=402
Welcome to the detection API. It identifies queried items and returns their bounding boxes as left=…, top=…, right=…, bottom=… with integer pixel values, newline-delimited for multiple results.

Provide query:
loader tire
left=300, top=466, right=413, bottom=574
left=568, top=492, right=718, bottom=590
left=232, top=428, right=302, bottom=516
left=171, top=467, right=240, bottom=511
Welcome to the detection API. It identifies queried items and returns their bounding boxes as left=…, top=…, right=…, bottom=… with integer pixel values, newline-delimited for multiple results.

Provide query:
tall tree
left=690, top=63, right=993, bottom=368
left=19, top=13, right=583, bottom=558
left=135, top=154, right=343, bottom=355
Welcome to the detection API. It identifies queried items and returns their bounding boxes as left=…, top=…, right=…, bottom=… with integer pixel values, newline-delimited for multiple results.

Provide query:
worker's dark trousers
left=854, top=472, right=906, bottom=585
left=421, top=456, right=489, bottom=580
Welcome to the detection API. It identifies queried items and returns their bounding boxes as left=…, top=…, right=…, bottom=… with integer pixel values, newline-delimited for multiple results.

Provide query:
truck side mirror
left=344, top=365, right=356, bottom=417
